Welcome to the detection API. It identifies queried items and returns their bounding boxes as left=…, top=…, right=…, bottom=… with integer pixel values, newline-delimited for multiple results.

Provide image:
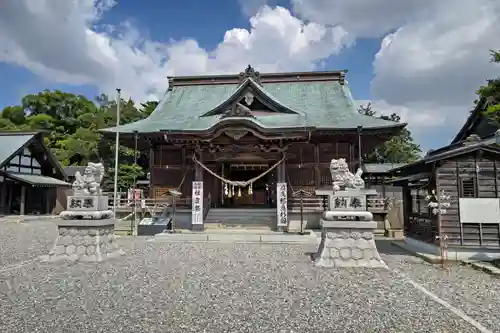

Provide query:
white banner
left=192, top=181, right=204, bottom=225
left=277, top=182, right=288, bottom=227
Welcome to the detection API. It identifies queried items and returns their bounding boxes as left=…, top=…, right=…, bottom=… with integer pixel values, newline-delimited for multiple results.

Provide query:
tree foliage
left=0, top=89, right=157, bottom=191
left=358, top=103, right=421, bottom=164
left=479, top=50, right=500, bottom=123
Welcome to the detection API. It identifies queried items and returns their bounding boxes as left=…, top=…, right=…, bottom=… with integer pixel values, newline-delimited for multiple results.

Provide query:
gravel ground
left=378, top=240, right=500, bottom=333
left=0, top=221, right=498, bottom=333
left=0, top=221, right=56, bottom=267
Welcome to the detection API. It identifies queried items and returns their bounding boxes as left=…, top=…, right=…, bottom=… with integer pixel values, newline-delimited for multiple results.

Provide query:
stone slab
left=323, top=211, right=373, bottom=221
left=287, top=220, right=307, bottom=232
left=59, top=210, right=114, bottom=220
left=320, top=220, right=378, bottom=230
left=153, top=232, right=317, bottom=244
left=57, top=218, right=116, bottom=228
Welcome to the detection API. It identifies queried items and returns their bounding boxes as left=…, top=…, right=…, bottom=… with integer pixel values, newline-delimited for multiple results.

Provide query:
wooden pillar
left=149, top=145, right=154, bottom=198
left=402, top=185, right=412, bottom=232
left=7, top=184, right=13, bottom=214
left=45, top=189, right=51, bottom=214
left=20, top=185, right=26, bottom=215
left=0, top=180, right=5, bottom=215
left=314, top=143, right=320, bottom=188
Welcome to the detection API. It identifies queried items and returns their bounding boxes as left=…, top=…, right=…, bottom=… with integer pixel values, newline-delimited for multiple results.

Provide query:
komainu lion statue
left=72, top=162, right=105, bottom=195
left=329, top=158, right=365, bottom=191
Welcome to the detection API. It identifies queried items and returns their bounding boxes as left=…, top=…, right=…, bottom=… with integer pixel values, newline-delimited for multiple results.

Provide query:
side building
left=0, top=131, right=71, bottom=216
left=101, top=66, right=405, bottom=230
left=391, top=98, right=500, bottom=257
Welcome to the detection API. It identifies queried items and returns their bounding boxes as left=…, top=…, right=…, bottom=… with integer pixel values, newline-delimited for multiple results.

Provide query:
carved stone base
left=59, top=210, right=114, bottom=220
left=40, top=219, right=124, bottom=263
left=314, top=220, right=387, bottom=268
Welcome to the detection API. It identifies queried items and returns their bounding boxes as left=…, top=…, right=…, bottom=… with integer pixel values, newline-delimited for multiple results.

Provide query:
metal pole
left=299, top=190, right=304, bottom=234
left=112, top=88, right=121, bottom=215
left=133, top=131, right=138, bottom=236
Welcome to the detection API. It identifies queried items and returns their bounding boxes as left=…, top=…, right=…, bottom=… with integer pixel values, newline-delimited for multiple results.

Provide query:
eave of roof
left=362, top=163, right=406, bottom=174
left=391, top=134, right=500, bottom=174
left=3, top=172, right=71, bottom=187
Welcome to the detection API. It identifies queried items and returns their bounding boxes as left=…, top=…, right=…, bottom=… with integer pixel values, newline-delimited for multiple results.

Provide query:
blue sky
left=0, top=0, right=380, bottom=107
left=0, top=0, right=499, bottom=151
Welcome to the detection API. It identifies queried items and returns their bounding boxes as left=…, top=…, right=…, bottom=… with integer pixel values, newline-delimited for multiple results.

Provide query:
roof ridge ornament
left=239, top=65, right=261, bottom=86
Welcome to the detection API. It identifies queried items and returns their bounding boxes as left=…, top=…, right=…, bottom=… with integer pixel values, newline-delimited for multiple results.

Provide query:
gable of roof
left=452, top=97, right=499, bottom=144
left=0, top=131, right=68, bottom=180
left=0, top=132, right=36, bottom=167
left=100, top=68, right=405, bottom=135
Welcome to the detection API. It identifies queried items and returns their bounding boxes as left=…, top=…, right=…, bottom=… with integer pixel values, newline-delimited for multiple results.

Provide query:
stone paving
left=1, top=220, right=499, bottom=333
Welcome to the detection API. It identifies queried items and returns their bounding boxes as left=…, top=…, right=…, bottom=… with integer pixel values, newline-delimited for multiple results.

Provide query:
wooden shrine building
left=101, top=66, right=405, bottom=230
left=391, top=98, right=500, bottom=254
left=0, top=131, right=71, bottom=216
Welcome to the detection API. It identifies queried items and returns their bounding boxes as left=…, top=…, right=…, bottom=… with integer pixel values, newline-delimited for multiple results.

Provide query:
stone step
left=153, top=232, right=317, bottom=243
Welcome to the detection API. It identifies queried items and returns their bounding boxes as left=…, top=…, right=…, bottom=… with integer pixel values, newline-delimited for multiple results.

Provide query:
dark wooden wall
left=149, top=139, right=360, bottom=200
left=437, top=152, right=500, bottom=247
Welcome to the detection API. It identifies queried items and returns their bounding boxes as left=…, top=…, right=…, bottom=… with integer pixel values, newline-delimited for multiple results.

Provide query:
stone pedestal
left=314, top=219, right=387, bottom=268
left=60, top=195, right=113, bottom=220
left=40, top=219, right=124, bottom=262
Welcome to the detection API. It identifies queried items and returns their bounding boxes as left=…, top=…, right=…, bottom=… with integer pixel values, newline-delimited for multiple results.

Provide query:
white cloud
left=3, top=0, right=500, bottom=150
left=165, top=6, right=351, bottom=76
left=0, top=1, right=349, bottom=101
left=292, top=0, right=500, bottom=148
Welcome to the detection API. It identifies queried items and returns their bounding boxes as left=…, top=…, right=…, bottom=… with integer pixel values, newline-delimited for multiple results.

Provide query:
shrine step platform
left=153, top=230, right=316, bottom=244
left=204, top=208, right=276, bottom=228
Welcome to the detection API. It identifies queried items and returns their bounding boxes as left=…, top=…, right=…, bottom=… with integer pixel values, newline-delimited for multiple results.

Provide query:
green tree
left=479, top=50, right=500, bottom=122
left=358, top=103, right=421, bottom=164
left=0, top=89, right=159, bottom=191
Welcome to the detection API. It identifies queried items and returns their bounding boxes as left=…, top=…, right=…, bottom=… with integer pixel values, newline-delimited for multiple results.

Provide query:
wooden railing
left=107, top=194, right=390, bottom=214
left=287, top=195, right=391, bottom=213
left=108, top=197, right=193, bottom=210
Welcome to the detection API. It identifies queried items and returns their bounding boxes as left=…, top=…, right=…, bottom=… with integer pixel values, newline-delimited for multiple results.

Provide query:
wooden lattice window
left=459, top=177, right=477, bottom=198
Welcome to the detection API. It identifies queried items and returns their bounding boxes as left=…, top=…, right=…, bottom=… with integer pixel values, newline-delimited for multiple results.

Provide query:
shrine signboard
left=191, top=181, right=204, bottom=225
left=277, top=182, right=288, bottom=227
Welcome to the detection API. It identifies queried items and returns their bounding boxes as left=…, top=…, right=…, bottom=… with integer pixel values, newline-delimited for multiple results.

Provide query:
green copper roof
left=0, top=133, right=35, bottom=166
left=5, top=172, right=71, bottom=187
left=101, top=79, right=402, bottom=134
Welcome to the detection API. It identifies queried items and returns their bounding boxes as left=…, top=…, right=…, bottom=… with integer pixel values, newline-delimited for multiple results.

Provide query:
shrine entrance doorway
left=221, top=163, right=275, bottom=208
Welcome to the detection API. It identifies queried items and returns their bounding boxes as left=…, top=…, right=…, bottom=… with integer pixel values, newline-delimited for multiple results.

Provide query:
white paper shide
left=191, top=181, right=204, bottom=225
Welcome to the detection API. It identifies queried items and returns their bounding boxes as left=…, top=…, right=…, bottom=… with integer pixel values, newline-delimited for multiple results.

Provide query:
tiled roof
left=5, top=172, right=71, bottom=187
left=362, top=163, right=406, bottom=174
left=101, top=74, right=403, bottom=134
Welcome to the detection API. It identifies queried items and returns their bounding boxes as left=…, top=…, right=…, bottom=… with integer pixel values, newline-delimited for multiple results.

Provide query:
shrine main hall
left=101, top=66, right=404, bottom=230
